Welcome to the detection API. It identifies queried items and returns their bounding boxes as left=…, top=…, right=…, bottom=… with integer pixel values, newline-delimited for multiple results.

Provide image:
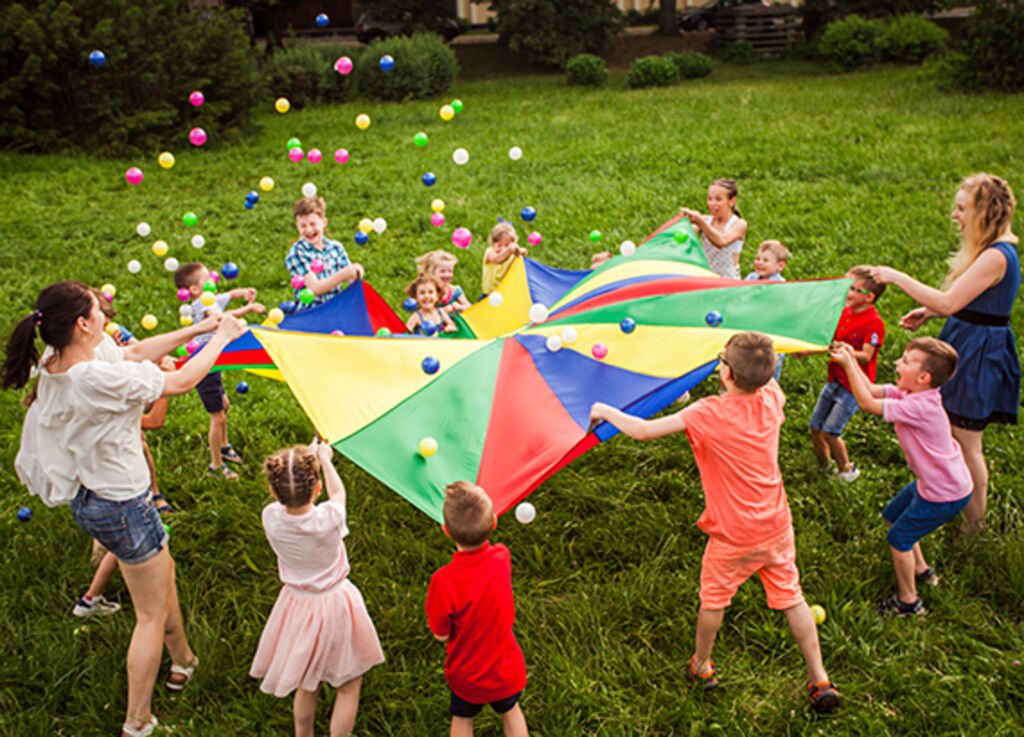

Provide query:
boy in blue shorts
left=832, top=338, right=971, bottom=616
left=285, top=196, right=365, bottom=309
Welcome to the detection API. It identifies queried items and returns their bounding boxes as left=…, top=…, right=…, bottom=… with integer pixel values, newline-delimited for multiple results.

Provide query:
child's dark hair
left=723, top=331, right=776, bottom=392
left=174, top=262, right=208, bottom=290
left=294, top=196, right=326, bottom=219
left=264, top=445, right=321, bottom=508
left=907, top=337, right=958, bottom=388
left=848, top=265, right=886, bottom=301
left=711, top=177, right=741, bottom=218
left=3, top=280, right=94, bottom=390
left=443, top=481, right=493, bottom=548
left=405, top=274, right=445, bottom=301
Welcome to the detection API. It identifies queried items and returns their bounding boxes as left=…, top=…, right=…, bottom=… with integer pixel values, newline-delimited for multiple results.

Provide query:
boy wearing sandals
left=591, top=332, right=839, bottom=713
left=832, top=338, right=971, bottom=617
left=173, top=263, right=265, bottom=480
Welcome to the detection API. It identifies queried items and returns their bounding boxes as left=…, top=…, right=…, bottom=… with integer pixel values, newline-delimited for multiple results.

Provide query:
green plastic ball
left=182, top=211, right=198, bottom=227
left=674, top=230, right=689, bottom=244
left=451, top=99, right=463, bottom=113
left=202, top=281, right=217, bottom=293
left=174, top=345, right=188, bottom=357
left=298, top=287, right=315, bottom=304
left=375, top=327, right=392, bottom=337
left=589, top=230, right=602, bottom=243
left=287, top=137, right=301, bottom=150
left=414, top=131, right=428, bottom=147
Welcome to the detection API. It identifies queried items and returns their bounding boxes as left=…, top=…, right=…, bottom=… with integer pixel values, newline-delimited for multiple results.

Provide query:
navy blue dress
left=937, top=241, right=1021, bottom=429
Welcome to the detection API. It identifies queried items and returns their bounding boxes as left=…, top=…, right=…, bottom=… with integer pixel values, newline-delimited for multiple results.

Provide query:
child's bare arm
left=226, top=302, right=266, bottom=319
left=141, top=397, right=168, bottom=430
left=227, top=287, right=257, bottom=304
left=305, top=264, right=365, bottom=296
left=842, top=340, right=878, bottom=365
left=312, top=438, right=346, bottom=507
left=124, top=314, right=220, bottom=364
left=405, top=313, right=421, bottom=332
left=831, top=344, right=883, bottom=415
left=590, top=402, right=685, bottom=440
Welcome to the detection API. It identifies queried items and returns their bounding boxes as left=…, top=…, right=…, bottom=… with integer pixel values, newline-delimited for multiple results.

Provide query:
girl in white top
left=680, top=178, right=748, bottom=279
left=2, top=280, right=246, bottom=737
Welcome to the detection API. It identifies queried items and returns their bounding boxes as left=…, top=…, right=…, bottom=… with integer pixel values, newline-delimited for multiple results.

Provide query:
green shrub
left=665, top=51, right=714, bottom=79
left=262, top=43, right=355, bottom=109
left=881, top=14, right=949, bottom=63
left=486, top=0, right=623, bottom=68
left=0, top=0, right=259, bottom=154
left=565, top=53, right=609, bottom=86
left=819, top=14, right=886, bottom=71
left=625, top=55, right=679, bottom=89
left=951, top=0, right=1024, bottom=91
left=713, top=40, right=758, bottom=65
left=353, top=32, right=457, bottom=102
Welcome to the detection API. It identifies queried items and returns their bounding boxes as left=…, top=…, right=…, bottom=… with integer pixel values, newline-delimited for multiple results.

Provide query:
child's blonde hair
left=264, top=445, right=320, bottom=508
left=443, top=481, right=493, bottom=548
left=405, top=274, right=445, bottom=301
left=944, top=173, right=1017, bottom=289
left=758, top=240, right=790, bottom=264
left=722, top=332, right=776, bottom=392
left=415, top=249, right=457, bottom=276
left=488, top=222, right=518, bottom=247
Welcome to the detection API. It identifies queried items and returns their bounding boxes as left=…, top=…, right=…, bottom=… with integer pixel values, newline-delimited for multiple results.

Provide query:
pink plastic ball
left=177, top=287, right=191, bottom=302
left=591, top=342, right=608, bottom=360
left=310, top=258, right=325, bottom=274
left=189, top=90, right=205, bottom=107
left=452, top=227, right=472, bottom=249
left=288, top=147, right=304, bottom=163
left=430, top=212, right=445, bottom=227
left=307, top=148, right=322, bottom=164
left=528, top=231, right=542, bottom=246
left=125, top=167, right=144, bottom=185
left=334, top=148, right=349, bottom=164
left=290, top=275, right=306, bottom=289
left=101, top=292, right=113, bottom=303
left=188, top=127, right=207, bottom=146
left=335, top=56, right=353, bottom=75
left=209, top=270, right=220, bottom=283
left=331, top=329, right=345, bottom=336
left=185, top=339, right=201, bottom=354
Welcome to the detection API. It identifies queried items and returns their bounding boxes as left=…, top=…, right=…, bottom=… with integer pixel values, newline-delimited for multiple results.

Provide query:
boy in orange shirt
left=590, top=331, right=839, bottom=713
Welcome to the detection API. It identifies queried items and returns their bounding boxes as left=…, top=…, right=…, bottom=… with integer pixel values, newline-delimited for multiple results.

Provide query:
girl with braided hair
left=250, top=440, right=384, bottom=737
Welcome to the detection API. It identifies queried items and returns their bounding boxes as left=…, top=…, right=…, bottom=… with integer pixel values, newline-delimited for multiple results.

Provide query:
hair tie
left=30, top=309, right=43, bottom=326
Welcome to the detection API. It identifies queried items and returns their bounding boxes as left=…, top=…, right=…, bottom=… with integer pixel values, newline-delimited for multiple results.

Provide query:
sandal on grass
left=208, top=464, right=238, bottom=481
left=220, top=444, right=243, bottom=464
left=687, top=656, right=719, bottom=690
left=152, top=493, right=174, bottom=514
left=121, top=715, right=158, bottom=737
left=166, top=656, right=199, bottom=692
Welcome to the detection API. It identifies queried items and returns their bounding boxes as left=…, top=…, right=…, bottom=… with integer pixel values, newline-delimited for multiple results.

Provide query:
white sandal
left=165, top=655, right=198, bottom=691
left=121, top=715, right=157, bottom=737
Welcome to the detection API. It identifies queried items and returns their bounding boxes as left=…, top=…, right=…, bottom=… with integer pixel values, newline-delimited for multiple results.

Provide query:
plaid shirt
left=284, top=236, right=351, bottom=308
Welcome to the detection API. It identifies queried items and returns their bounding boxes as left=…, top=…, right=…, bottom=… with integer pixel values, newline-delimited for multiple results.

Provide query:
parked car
left=677, top=0, right=768, bottom=32
left=355, top=12, right=464, bottom=44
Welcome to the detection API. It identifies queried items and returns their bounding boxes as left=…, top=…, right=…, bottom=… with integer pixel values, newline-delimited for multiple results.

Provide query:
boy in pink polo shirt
left=832, top=337, right=971, bottom=617
left=426, top=481, right=529, bottom=737
left=590, top=331, right=839, bottom=713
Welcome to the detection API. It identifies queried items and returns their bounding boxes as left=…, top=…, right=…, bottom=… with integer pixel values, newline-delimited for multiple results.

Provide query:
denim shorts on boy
left=71, top=486, right=168, bottom=565
left=449, top=689, right=521, bottom=718
left=883, top=480, right=971, bottom=552
left=196, top=371, right=226, bottom=414
left=808, top=381, right=860, bottom=436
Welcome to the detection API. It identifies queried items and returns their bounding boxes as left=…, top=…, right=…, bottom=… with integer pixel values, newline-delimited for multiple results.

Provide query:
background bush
left=712, top=40, right=759, bottom=65
left=951, top=0, right=1024, bottom=92
left=881, top=14, right=949, bottom=63
left=0, top=0, right=259, bottom=154
left=625, top=55, right=679, bottom=89
left=483, top=0, right=623, bottom=68
left=353, top=33, right=457, bottom=102
left=819, top=14, right=886, bottom=71
left=665, top=51, right=714, bottom=79
left=565, top=53, right=609, bottom=87
left=262, top=43, right=355, bottom=109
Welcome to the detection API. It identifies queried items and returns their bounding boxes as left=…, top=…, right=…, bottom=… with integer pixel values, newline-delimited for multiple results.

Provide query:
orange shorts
left=699, top=528, right=804, bottom=610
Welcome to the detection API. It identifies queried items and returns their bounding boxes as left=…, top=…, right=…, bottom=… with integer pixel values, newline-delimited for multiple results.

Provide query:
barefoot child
left=250, top=441, right=384, bottom=737
left=405, top=275, right=456, bottom=335
left=482, top=222, right=527, bottom=296
left=416, top=249, right=472, bottom=314
left=590, top=332, right=839, bottom=713
left=680, top=177, right=748, bottom=279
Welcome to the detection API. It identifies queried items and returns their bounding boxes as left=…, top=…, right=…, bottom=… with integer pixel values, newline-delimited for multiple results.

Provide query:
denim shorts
left=883, top=480, right=970, bottom=552
left=449, top=689, right=521, bottom=718
left=196, top=371, right=226, bottom=414
left=808, top=381, right=859, bottom=436
left=71, top=486, right=168, bottom=565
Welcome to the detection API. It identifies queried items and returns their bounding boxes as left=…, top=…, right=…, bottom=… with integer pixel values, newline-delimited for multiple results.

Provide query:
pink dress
left=249, top=500, right=384, bottom=697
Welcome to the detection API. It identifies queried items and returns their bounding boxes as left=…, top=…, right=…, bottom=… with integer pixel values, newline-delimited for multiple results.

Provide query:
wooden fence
left=714, top=5, right=801, bottom=54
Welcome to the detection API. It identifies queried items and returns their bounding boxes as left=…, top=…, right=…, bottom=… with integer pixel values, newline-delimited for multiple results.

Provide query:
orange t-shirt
left=678, top=383, right=792, bottom=547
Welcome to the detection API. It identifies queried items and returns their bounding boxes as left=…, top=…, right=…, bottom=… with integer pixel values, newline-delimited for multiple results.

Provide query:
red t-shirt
left=827, top=306, right=885, bottom=390
left=425, top=542, right=527, bottom=703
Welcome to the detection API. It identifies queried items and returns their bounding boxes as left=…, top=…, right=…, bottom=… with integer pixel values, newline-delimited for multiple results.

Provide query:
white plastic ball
left=488, top=292, right=504, bottom=307
left=191, top=234, right=205, bottom=249
left=136, top=222, right=151, bottom=237
left=561, top=326, right=578, bottom=345
left=508, top=146, right=523, bottom=161
left=126, top=259, right=142, bottom=274
left=528, top=303, right=549, bottom=323
left=620, top=240, right=637, bottom=257
left=452, top=147, right=469, bottom=165
left=179, top=304, right=192, bottom=317
left=302, top=181, right=318, bottom=198
left=372, top=217, right=387, bottom=234
left=514, top=502, right=536, bottom=524
left=545, top=334, right=562, bottom=352
left=164, top=257, right=180, bottom=271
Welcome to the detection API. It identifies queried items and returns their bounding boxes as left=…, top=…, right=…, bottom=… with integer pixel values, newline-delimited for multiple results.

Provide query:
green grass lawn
left=1, top=61, right=1023, bottom=736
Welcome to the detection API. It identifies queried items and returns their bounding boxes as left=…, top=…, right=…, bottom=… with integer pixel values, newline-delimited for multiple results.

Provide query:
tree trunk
left=658, top=0, right=678, bottom=35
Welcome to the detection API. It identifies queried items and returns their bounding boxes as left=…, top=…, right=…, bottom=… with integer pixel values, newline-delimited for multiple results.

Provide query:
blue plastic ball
left=354, top=230, right=369, bottom=245
left=279, top=300, right=297, bottom=315
left=521, top=206, right=537, bottom=222
left=316, top=12, right=329, bottom=27
left=422, top=356, right=440, bottom=374
left=402, top=297, right=418, bottom=312
left=221, top=262, right=239, bottom=280
left=236, top=382, right=250, bottom=395
left=244, top=200, right=255, bottom=210
left=422, top=172, right=436, bottom=187
left=379, top=54, right=395, bottom=72
left=89, top=50, right=106, bottom=67
left=17, top=507, right=32, bottom=522
left=420, top=319, right=438, bottom=337
left=620, top=317, right=636, bottom=334
left=245, top=190, right=260, bottom=204
left=705, top=310, right=723, bottom=327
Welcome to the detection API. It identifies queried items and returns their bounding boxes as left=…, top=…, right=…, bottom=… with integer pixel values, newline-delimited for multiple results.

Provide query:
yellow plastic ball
left=439, top=104, right=454, bottom=121
left=152, top=240, right=168, bottom=257
left=180, top=315, right=193, bottom=327
left=358, top=218, right=374, bottom=233
left=158, top=151, right=175, bottom=169
left=141, top=314, right=157, bottom=330
left=100, top=283, right=116, bottom=298
left=259, top=176, right=275, bottom=192
left=418, top=437, right=438, bottom=457
left=810, top=605, right=826, bottom=625
left=267, top=307, right=285, bottom=324
left=200, top=291, right=216, bottom=307
left=355, top=113, right=371, bottom=130
left=431, top=199, right=445, bottom=213
left=275, top=97, right=290, bottom=114
left=104, top=322, right=118, bottom=336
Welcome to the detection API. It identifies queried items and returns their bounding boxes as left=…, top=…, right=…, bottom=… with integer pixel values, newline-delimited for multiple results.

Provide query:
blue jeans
left=71, top=486, right=168, bottom=565
left=808, top=381, right=859, bottom=436
left=883, top=480, right=970, bottom=552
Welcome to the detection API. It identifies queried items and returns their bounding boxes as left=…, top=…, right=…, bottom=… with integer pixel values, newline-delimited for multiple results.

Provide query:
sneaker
left=876, top=593, right=925, bottom=617
left=916, top=566, right=940, bottom=587
left=817, top=461, right=837, bottom=477
left=807, top=681, right=840, bottom=713
left=72, top=595, right=121, bottom=617
left=837, top=464, right=860, bottom=483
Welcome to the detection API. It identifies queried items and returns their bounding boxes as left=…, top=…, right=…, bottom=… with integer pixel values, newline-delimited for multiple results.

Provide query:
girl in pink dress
left=250, top=440, right=384, bottom=737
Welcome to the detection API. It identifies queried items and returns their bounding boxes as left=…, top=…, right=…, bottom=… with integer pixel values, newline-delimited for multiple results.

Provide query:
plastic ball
left=620, top=317, right=636, bottom=334
left=514, top=502, right=536, bottom=524
left=287, top=137, right=302, bottom=150
left=267, top=307, right=285, bottom=324
left=330, top=330, right=345, bottom=336
left=528, top=303, right=549, bottom=323
left=310, top=258, right=325, bottom=274
left=674, top=229, right=689, bottom=244
left=521, top=206, right=537, bottom=222
left=358, top=218, right=374, bottom=233
left=191, top=234, right=205, bottom=249
left=545, top=334, right=563, bottom=352
left=334, top=148, right=349, bottom=164
left=289, top=147, right=305, bottom=163
left=158, top=151, right=175, bottom=169
left=561, top=326, right=578, bottom=345
left=236, top=381, right=250, bottom=395
left=221, top=262, right=239, bottom=280
left=180, top=315, right=193, bottom=327
left=810, top=605, right=826, bottom=624
left=705, top=310, right=724, bottom=327
left=275, top=97, right=290, bottom=114
left=89, top=50, right=106, bottom=67
left=185, top=339, right=201, bottom=354
left=422, top=172, right=436, bottom=187
left=373, top=218, right=387, bottom=234
left=189, top=90, right=205, bottom=107
left=101, top=283, right=116, bottom=298
left=174, top=345, right=188, bottom=357
left=291, top=275, right=306, bottom=289
left=259, top=176, right=275, bottom=191
left=316, top=12, right=329, bottom=27
left=141, top=314, right=158, bottom=330
left=136, top=222, right=151, bottom=237
left=188, top=127, right=207, bottom=146
left=164, top=257, right=179, bottom=271
left=354, top=230, right=369, bottom=246
left=334, top=56, right=353, bottom=75
left=398, top=299, right=418, bottom=315
left=245, top=190, right=259, bottom=205
left=591, top=342, right=608, bottom=359
left=430, top=212, right=445, bottom=227
left=420, top=319, right=438, bottom=337
left=488, top=292, right=504, bottom=307
left=414, top=131, right=428, bottom=147
left=589, top=230, right=602, bottom=243
left=177, top=287, right=191, bottom=302
left=182, top=211, right=198, bottom=227
left=620, top=240, right=637, bottom=257
left=244, top=200, right=255, bottom=210
left=451, top=227, right=472, bottom=249
left=105, top=322, right=118, bottom=336
left=301, top=182, right=317, bottom=198
left=125, top=167, right=144, bottom=185
left=422, top=356, right=440, bottom=374
left=200, top=291, right=216, bottom=306
left=209, top=271, right=220, bottom=283
left=418, top=437, right=438, bottom=457
left=375, top=327, right=392, bottom=337
left=17, top=507, right=33, bottom=522
left=298, top=287, right=315, bottom=304
left=439, top=105, right=455, bottom=121
left=451, top=99, right=463, bottom=113
left=431, top=199, right=445, bottom=213
left=379, top=54, right=395, bottom=71
left=179, top=304, right=192, bottom=317
left=508, top=145, right=523, bottom=161
left=307, top=148, right=322, bottom=164
left=279, top=300, right=297, bottom=315
left=127, top=259, right=142, bottom=274
left=452, top=147, right=469, bottom=165
left=355, top=113, right=371, bottom=130
left=528, top=231, right=542, bottom=246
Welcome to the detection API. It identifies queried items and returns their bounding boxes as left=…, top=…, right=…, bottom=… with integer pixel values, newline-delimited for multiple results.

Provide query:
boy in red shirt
left=808, top=266, right=886, bottom=482
left=425, top=481, right=529, bottom=736
left=590, top=332, right=839, bottom=713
